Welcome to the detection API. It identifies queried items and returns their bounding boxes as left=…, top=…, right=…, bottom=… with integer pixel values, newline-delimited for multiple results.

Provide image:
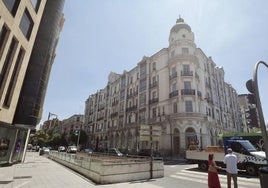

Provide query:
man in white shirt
left=223, top=148, right=238, bottom=188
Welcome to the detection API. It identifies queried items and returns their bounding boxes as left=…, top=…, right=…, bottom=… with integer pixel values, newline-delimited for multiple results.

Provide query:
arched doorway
left=185, top=127, right=197, bottom=150
left=173, top=128, right=180, bottom=155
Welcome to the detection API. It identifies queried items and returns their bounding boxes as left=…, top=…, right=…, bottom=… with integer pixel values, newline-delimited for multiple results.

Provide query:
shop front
left=0, top=125, right=28, bottom=165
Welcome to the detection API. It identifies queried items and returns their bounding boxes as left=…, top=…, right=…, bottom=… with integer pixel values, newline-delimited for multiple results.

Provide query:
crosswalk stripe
left=181, top=169, right=260, bottom=183
left=170, top=169, right=260, bottom=188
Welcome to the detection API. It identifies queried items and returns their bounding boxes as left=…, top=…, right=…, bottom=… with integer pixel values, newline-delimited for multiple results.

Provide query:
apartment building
left=60, top=115, right=84, bottom=146
left=84, top=17, right=242, bottom=157
left=0, top=0, right=65, bottom=164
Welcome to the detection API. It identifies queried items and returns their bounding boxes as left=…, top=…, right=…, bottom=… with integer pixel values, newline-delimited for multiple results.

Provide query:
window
left=183, top=64, right=190, bottom=72
left=2, top=0, right=20, bottom=16
left=171, top=50, right=175, bottom=57
left=0, top=37, right=18, bottom=99
left=152, top=62, right=156, bottom=70
left=152, top=108, right=157, bottom=118
left=173, top=102, right=177, bottom=113
left=185, top=101, right=193, bottom=112
left=139, top=93, right=146, bottom=106
left=184, top=81, right=191, bottom=89
left=30, top=0, right=41, bottom=12
left=172, top=83, right=177, bottom=92
left=140, top=79, right=146, bottom=92
left=152, top=76, right=156, bottom=84
left=152, top=91, right=156, bottom=99
left=172, top=67, right=176, bottom=74
left=19, top=9, right=34, bottom=40
left=120, top=90, right=125, bottom=100
left=171, top=67, right=177, bottom=78
left=140, top=63, right=146, bottom=78
left=182, top=48, right=189, bottom=54
left=0, top=25, right=10, bottom=60
left=4, top=48, right=25, bottom=107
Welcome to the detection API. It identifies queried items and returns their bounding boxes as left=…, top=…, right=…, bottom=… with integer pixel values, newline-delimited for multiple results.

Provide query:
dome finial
left=176, top=15, right=184, bottom=23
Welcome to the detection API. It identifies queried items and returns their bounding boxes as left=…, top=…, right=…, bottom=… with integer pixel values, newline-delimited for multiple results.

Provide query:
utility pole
left=246, top=61, right=268, bottom=188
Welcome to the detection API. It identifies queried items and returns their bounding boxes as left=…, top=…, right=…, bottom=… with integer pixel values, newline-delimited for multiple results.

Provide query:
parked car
left=32, top=145, right=40, bottom=152
left=67, top=146, right=77, bottom=153
left=58, top=146, right=66, bottom=152
left=84, top=148, right=93, bottom=155
left=108, top=148, right=123, bottom=157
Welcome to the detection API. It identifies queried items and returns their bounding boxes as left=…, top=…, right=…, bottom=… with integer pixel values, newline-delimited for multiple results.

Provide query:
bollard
left=259, top=166, right=268, bottom=188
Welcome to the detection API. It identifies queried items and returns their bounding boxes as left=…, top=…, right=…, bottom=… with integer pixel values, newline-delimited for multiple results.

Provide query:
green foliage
left=69, top=130, right=88, bottom=146
left=29, top=130, right=67, bottom=147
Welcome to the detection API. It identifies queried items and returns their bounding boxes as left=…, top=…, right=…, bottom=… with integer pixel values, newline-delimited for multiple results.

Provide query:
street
left=0, top=152, right=261, bottom=188
left=159, top=162, right=260, bottom=188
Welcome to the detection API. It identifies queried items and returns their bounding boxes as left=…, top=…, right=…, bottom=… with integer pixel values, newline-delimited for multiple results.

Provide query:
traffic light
left=246, top=79, right=255, bottom=94
left=247, top=94, right=256, bottom=104
left=245, top=108, right=258, bottom=127
left=246, top=79, right=256, bottom=104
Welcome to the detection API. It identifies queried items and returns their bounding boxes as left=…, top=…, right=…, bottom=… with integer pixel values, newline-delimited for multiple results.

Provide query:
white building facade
left=84, top=18, right=242, bottom=157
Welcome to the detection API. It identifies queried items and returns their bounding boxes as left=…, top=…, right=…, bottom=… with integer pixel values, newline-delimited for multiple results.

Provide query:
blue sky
left=40, top=0, right=268, bottom=126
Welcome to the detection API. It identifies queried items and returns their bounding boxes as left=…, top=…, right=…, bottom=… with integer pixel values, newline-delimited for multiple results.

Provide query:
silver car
left=67, top=146, right=77, bottom=153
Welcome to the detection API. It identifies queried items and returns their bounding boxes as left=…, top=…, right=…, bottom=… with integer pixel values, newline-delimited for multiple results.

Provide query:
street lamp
left=47, top=112, right=58, bottom=133
left=246, top=61, right=268, bottom=187
left=48, top=112, right=58, bottom=120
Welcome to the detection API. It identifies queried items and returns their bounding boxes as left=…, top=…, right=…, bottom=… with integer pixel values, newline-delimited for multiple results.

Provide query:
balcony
left=181, top=71, right=193, bottom=76
left=205, top=97, right=213, bottom=104
left=110, top=112, right=118, bottom=118
left=149, top=81, right=158, bottom=88
left=149, top=98, right=159, bottom=104
left=97, top=117, right=104, bottom=121
left=112, top=100, right=119, bottom=106
left=127, top=93, right=133, bottom=99
left=171, top=112, right=206, bottom=119
left=169, top=72, right=177, bottom=80
left=98, top=105, right=105, bottom=111
left=126, top=105, right=137, bottom=112
left=169, top=90, right=178, bottom=98
left=181, top=89, right=195, bottom=95
left=197, top=91, right=202, bottom=98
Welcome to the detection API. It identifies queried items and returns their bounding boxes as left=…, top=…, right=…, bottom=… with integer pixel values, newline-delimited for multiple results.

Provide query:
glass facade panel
left=0, top=25, right=10, bottom=61
left=2, top=0, right=20, bottom=16
left=4, top=48, right=25, bottom=107
left=30, top=0, right=41, bottom=12
left=0, top=37, right=18, bottom=99
left=11, top=130, right=27, bottom=163
left=19, top=9, right=34, bottom=40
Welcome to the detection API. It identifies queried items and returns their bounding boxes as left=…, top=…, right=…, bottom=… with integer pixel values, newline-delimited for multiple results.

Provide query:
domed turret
left=168, top=17, right=195, bottom=46
left=170, top=17, right=191, bottom=33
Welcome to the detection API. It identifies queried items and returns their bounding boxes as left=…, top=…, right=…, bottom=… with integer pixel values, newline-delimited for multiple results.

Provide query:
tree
left=29, top=130, right=50, bottom=147
left=69, top=130, right=88, bottom=148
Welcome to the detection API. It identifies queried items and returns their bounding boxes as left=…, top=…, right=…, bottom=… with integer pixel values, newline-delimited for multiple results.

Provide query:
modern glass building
left=0, top=0, right=65, bottom=165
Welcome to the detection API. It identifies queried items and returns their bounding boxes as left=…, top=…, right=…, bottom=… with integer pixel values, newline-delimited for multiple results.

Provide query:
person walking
left=223, top=148, right=238, bottom=188
left=208, top=154, right=221, bottom=188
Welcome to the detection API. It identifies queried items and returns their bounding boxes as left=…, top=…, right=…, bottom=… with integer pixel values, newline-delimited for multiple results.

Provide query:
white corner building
left=84, top=17, right=242, bottom=157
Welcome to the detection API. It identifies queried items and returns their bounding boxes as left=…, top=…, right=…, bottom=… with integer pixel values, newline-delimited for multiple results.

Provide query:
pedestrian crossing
left=170, top=169, right=260, bottom=188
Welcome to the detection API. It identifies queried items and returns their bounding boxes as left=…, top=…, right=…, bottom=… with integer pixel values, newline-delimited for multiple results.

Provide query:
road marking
left=170, top=169, right=260, bottom=188
left=14, top=181, right=30, bottom=188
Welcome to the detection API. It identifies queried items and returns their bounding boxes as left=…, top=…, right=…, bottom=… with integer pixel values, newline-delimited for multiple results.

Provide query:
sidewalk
left=0, top=152, right=165, bottom=188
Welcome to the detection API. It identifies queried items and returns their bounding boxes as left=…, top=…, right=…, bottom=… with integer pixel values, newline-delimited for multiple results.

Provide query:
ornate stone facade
left=84, top=18, right=241, bottom=157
